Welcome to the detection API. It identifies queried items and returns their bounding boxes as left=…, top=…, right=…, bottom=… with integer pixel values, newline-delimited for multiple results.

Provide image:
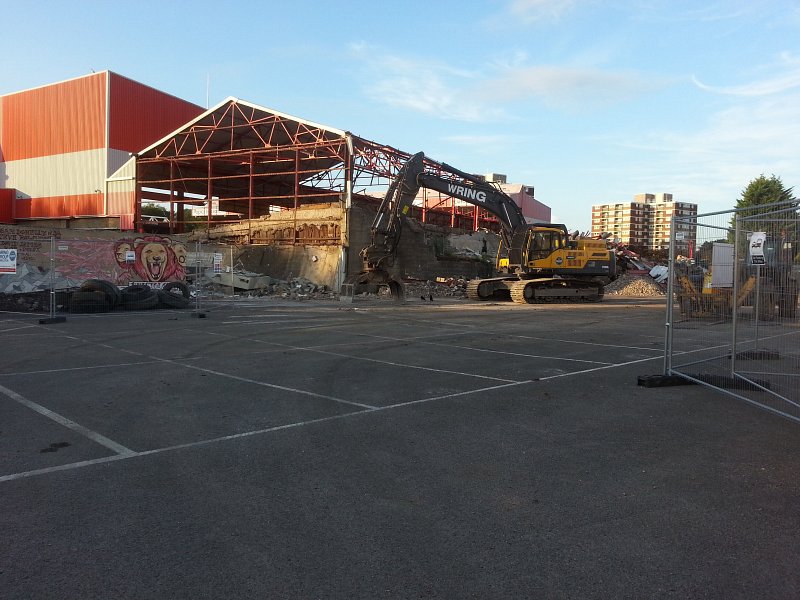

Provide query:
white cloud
left=480, top=65, right=654, bottom=109
left=349, top=43, right=655, bottom=120
left=613, top=93, right=800, bottom=210
left=349, top=43, right=493, bottom=122
left=507, top=0, right=578, bottom=23
left=442, top=134, right=521, bottom=147
left=693, top=52, right=800, bottom=96
left=630, top=1, right=772, bottom=24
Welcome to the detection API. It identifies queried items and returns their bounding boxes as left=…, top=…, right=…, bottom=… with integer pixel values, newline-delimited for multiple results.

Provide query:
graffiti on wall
left=113, top=236, right=187, bottom=283
left=0, top=229, right=187, bottom=285
left=0, top=225, right=62, bottom=261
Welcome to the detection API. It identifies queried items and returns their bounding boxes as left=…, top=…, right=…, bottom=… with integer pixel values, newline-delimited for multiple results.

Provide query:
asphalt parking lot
left=1, top=296, right=799, bottom=599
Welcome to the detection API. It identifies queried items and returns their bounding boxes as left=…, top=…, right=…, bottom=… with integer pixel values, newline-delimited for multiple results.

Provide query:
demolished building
left=1, top=74, right=551, bottom=290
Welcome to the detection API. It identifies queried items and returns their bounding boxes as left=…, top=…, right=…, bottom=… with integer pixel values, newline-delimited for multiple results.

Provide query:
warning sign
left=0, top=248, right=17, bottom=274
left=749, top=232, right=767, bottom=265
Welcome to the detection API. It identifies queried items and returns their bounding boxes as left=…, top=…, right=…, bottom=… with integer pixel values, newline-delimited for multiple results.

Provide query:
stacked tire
left=121, top=285, right=159, bottom=311
left=69, top=280, right=191, bottom=313
left=156, top=281, right=190, bottom=309
left=69, top=279, right=122, bottom=313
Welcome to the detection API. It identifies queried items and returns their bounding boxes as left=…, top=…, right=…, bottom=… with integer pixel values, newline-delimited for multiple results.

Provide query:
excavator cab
left=527, top=229, right=566, bottom=261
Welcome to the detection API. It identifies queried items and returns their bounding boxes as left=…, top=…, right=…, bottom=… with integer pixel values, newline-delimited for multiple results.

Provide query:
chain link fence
left=665, top=200, right=800, bottom=422
left=0, top=230, right=347, bottom=320
left=0, top=236, right=75, bottom=319
left=0, top=234, right=199, bottom=318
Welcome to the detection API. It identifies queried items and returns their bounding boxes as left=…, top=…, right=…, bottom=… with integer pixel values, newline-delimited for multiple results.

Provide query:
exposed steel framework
left=135, top=98, right=500, bottom=240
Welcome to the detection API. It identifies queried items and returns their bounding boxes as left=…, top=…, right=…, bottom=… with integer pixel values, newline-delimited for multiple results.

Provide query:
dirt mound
left=605, top=274, right=666, bottom=297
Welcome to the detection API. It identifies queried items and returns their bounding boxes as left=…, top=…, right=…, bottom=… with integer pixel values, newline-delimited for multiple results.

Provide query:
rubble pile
left=271, top=277, right=337, bottom=300
left=200, top=275, right=337, bottom=301
left=0, top=265, right=83, bottom=312
left=0, top=290, right=50, bottom=312
left=605, top=273, right=666, bottom=297
left=403, top=278, right=469, bottom=300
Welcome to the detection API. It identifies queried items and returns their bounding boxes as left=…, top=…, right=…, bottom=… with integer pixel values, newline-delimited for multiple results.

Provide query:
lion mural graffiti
left=0, top=229, right=188, bottom=287
left=114, top=236, right=185, bottom=283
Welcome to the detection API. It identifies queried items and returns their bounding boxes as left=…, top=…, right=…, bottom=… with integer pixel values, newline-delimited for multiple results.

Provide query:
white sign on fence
left=0, top=248, right=17, bottom=274
left=749, top=232, right=767, bottom=265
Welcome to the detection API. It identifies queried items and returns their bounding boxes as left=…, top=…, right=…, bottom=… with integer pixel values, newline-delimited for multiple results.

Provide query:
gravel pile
left=605, top=274, right=666, bottom=296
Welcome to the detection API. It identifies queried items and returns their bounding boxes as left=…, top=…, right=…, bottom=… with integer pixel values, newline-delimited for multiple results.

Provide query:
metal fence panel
left=0, top=232, right=204, bottom=317
left=0, top=232, right=84, bottom=318
left=666, top=201, right=800, bottom=422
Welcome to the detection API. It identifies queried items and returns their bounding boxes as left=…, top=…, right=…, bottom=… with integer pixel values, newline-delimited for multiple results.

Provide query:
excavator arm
left=362, top=151, right=527, bottom=270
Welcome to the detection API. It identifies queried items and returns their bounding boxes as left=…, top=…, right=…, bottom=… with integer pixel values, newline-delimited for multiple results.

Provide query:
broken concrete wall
left=347, top=200, right=498, bottom=282
left=234, top=244, right=342, bottom=290
left=190, top=203, right=346, bottom=289
left=193, top=203, right=344, bottom=246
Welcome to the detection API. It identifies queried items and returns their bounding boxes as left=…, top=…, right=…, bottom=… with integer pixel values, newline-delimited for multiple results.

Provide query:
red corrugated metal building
left=0, top=71, right=203, bottom=228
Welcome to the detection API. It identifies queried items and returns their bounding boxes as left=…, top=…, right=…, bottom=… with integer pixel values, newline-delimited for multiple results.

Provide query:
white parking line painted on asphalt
left=343, top=329, right=613, bottom=366
left=385, top=380, right=532, bottom=408
left=223, top=314, right=293, bottom=318
left=257, top=341, right=522, bottom=383
left=0, top=304, right=680, bottom=485
left=410, top=340, right=614, bottom=365
left=0, top=383, right=135, bottom=456
left=0, top=454, right=133, bottom=483
left=150, top=357, right=379, bottom=410
left=219, top=320, right=319, bottom=325
left=507, top=334, right=664, bottom=353
left=0, top=381, right=533, bottom=484
left=0, top=324, right=39, bottom=333
left=0, top=359, right=201, bottom=377
left=205, top=330, right=522, bottom=383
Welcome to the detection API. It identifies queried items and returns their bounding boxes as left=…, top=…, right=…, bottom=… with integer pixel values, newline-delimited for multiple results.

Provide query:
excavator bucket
left=341, top=269, right=404, bottom=302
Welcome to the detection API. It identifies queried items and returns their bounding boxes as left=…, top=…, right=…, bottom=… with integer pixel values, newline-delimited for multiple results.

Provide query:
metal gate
left=664, top=200, right=800, bottom=422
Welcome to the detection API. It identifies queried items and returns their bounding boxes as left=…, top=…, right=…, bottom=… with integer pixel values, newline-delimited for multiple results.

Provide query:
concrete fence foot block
left=637, top=374, right=695, bottom=387
left=38, top=316, right=67, bottom=325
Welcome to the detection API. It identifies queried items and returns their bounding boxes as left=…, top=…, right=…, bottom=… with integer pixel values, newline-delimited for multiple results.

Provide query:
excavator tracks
left=466, top=277, right=515, bottom=301
left=466, top=279, right=491, bottom=300
left=509, top=279, right=604, bottom=304
left=466, top=277, right=605, bottom=303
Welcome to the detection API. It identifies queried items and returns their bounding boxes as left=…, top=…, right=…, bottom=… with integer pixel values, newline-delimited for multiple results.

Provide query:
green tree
left=732, top=175, right=797, bottom=237
left=736, top=174, right=794, bottom=212
left=141, top=203, right=169, bottom=218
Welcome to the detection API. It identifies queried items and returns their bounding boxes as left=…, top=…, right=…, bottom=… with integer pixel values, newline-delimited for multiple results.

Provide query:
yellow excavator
left=350, top=152, right=618, bottom=303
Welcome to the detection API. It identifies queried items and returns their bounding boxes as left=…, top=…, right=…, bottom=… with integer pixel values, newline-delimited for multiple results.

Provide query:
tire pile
left=69, top=279, right=191, bottom=313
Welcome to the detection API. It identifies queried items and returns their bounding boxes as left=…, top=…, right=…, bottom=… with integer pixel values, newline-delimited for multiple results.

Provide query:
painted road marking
left=0, top=381, right=533, bottom=483
left=0, top=383, right=134, bottom=456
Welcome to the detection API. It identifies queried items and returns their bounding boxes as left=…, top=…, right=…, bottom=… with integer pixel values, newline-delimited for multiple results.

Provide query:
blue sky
left=2, top=0, right=799, bottom=231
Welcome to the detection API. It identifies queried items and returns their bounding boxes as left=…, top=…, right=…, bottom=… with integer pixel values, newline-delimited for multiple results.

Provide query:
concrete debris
left=605, top=274, right=666, bottom=297
left=207, top=269, right=274, bottom=290
left=403, top=278, right=469, bottom=299
left=649, top=265, right=669, bottom=283
left=195, top=273, right=336, bottom=301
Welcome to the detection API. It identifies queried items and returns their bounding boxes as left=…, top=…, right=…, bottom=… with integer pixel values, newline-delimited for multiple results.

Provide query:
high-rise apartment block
left=591, top=193, right=698, bottom=251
